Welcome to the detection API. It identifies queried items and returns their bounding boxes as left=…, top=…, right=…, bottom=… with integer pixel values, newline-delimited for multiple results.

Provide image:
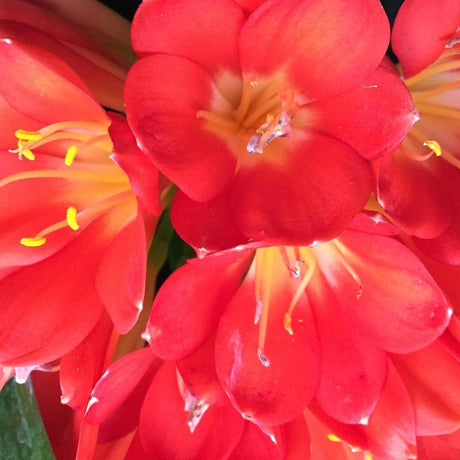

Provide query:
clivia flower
left=125, top=0, right=417, bottom=247
left=142, top=215, right=452, bottom=437
left=0, top=32, right=160, bottom=367
left=373, top=0, right=460, bottom=264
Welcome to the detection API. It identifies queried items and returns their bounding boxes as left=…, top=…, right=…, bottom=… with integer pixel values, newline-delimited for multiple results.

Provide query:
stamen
left=415, top=102, right=460, bottom=121
left=331, top=241, right=363, bottom=299
left=408, top=128, right=460, bottom=169
left=65, top=145, right=78, bottom=166
left=327, top=433, right=341, bottom=442
left=405, top=58, right=460, bottom=86
left=233, top=80, right=257, bottom=122
left=0, top=169, right=128, bottom=189
left=15, top=129, right=42, bottom=141
left=423, top=140, right=442, bottom=157
left=247, top=111, right=292, bottom=154
left=254, top=248, right=274, bottom=367
left=20, top=236, right=46, bottom=247
left=196, top=110, right=239, bottom=132
left=411, top=79, right=460, bottom=100
left=21, top=148, right=35, bottom=161
left=66, top=206, right=79, bottom=230
left=283, top=247, right=316, bottom=335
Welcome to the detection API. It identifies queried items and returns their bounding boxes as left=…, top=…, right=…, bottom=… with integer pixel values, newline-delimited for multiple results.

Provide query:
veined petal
left=132, top=0, right=244, bottom=75
left=392, top=0, right=460, bottom=77
left=240, top=0, right=389, bottom=100
left=231, top=133, right=372, bottom=246
left=145, top=249, right=253, bottom=360
left=310, top=65, right=419, bottom=160
left=125, top=54, right=237, bottom=202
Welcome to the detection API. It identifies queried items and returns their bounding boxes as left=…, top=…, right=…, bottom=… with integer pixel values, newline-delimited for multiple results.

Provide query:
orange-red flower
left=125, top=0, right=416, bottom=247
left=0, top=33, right=160, bottom=366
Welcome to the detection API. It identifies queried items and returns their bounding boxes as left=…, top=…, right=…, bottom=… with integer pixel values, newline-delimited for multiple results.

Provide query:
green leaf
left=0, top=378, right=55, bottom=460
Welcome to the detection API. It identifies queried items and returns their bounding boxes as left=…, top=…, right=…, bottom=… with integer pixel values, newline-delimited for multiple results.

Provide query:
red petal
left=0, top=38, right=107, bottom=124
left=392, top=0, right=460, bottom=77
left=391, top=340, right=460, bottom=435
left=314, top=231, right=452, bottom=353
left=240, top=0, right=389, bottom=100
left=125, top=54, right=236, bottom=202
left=60, top=312, right=113, bottom=410
left=139, top=361, right=244, bottom=459
left=0, top=19, right=126, bottom=111
left=96, top=211, right=147, bottom=334
left=132, top=0, right=244, bottom=75
left=309, top=271, right=387, bottom=424
left=215, top=252, right=320, bottom=427
left=146, top=249, right=253, bottom=360
left=229, top=422, right=284, bottom=460
left=310, top=65, right=419, bottom=160
left=84, top=347, right=157, bottom=425
left=365, top=361, right=417, bottom=459
left=374, top=149, right=454, bottom=239
left=0, top=216, right=112, bottom=366
left=231, top=133, right=371, bottom=245
left=108, top=112, right=161, bottom=216
left=171, top=189, right=250, bottom=251
left=176, top=335, right=228, bottom=407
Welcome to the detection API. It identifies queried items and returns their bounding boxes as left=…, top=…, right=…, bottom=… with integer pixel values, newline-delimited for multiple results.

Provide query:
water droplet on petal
left=257, top=348, right=271, bottom=367
left=359, top=416, right=369, bottom=426
left=183, top=387, right=210, bottom=433
left=197, top=247, right=210, bottom=259
left=269, top=433, right=278, bottom=444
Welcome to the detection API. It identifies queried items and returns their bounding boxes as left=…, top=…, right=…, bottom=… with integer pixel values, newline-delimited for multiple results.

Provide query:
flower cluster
left=0, top=0, right=459, bottom=459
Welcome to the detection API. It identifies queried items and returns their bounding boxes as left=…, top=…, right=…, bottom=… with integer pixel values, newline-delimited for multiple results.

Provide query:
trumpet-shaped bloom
left=374, top=2, right=460, bottom=264
left=142, top=217, right=451, bottom=432
left=125, top=0, right=417, bottom=246
left=0, top=37, right=160, bottom=366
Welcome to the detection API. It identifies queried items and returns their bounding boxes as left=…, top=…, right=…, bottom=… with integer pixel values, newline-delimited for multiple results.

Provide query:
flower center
left=2, top=120, right=133, bottom=247
left=253, top=242, right=362, bottom=367
left=197, top=75, right=300, bottom=163
left=402, top=43, right=460, bottom=169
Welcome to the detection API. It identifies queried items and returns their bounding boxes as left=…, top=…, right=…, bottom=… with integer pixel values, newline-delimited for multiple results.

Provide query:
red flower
left=142, top=216, right=451, bottom=433
left=374, top=1, right=460, bottom=264
left=0, top=36, right=160, bottom=366
left=125, top=0, right=416, bottom=246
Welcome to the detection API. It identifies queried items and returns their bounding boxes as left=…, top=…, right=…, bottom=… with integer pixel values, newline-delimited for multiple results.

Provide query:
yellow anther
left=327, top=433, right=341, bottom=442
left=283, top=312, right=293, bottom=335
left=65, top=145, right=78, bottom=166
left=423, top=140, right=442, bottom=156
left=364, top=453, right=374, bottom=460
left=20, top=149, right=36, bottom=161
left=15, top=129, right=42, bottom=141
left=66, top=206, right=79, bottom=230
left=20, top=236, right=46, bottom=247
